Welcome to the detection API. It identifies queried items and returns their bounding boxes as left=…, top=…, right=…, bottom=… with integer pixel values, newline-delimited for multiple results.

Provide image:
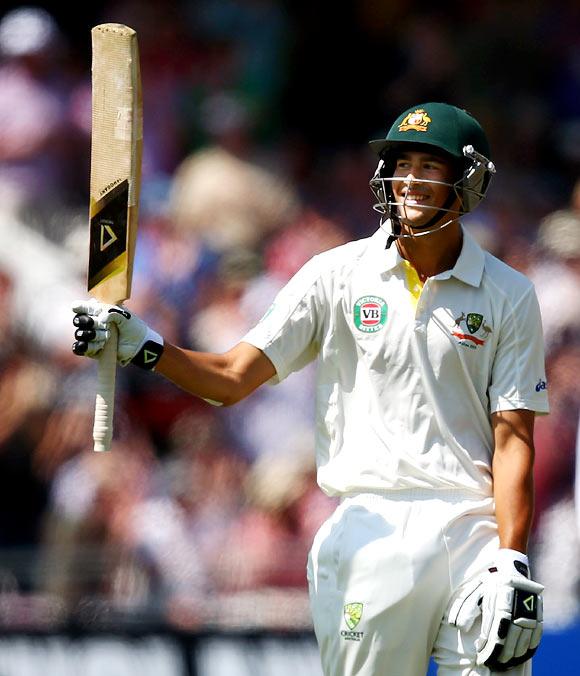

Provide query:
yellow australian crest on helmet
left=398, top=108, right=432, bottom=132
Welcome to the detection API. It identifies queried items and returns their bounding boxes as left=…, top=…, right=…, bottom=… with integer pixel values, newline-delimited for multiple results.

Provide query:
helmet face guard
left=369, top=144, right=496, bottom=228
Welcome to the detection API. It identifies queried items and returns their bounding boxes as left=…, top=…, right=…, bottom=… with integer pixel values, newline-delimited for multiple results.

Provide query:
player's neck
left=396, top=220, right=463, bottom=282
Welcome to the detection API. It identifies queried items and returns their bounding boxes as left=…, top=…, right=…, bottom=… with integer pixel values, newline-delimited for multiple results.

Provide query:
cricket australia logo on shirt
left=354, top=296, right=387, bottom=333
left=341, top=602, right=364, bottom=641
left=452, top=311, right=492, bottom=349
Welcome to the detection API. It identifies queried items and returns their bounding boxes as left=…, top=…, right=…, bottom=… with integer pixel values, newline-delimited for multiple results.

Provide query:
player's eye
left=425, top=159, right=449, bottom=173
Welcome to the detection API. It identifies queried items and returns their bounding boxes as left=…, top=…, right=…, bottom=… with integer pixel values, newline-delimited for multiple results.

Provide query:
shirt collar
left=368, top=225, right=402, bottom=272
left=368, top=223, right=486, bottom=287
left=441, top=226, right=486, bottom=287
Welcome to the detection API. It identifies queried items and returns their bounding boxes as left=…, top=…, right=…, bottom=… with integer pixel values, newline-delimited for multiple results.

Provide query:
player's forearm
left=492, top=438, right=535, bottom=554
left=156, top=343, right=243, bottom=406
left=491, top=409, right=536, bottom=554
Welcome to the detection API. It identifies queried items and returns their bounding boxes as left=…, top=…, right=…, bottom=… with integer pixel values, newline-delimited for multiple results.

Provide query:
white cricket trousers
left=307, top=490, right=533, bottom=676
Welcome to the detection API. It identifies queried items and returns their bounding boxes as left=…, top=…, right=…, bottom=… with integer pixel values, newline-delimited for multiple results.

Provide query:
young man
left=73, top=102, right=549, bottom=675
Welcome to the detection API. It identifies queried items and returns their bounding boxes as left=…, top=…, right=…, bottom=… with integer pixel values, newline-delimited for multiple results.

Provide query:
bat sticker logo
left=88, top=179, right=129, bottom=290
left=100, top=221, right=118, bottom=251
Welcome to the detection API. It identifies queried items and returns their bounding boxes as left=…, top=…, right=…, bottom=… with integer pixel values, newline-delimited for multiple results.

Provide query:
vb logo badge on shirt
left=354, top=296, right=387, bottom=333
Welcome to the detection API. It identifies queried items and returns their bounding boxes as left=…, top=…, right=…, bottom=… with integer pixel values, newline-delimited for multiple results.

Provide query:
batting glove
left=72, top=299, right=164, bottom=370
left=448, top=549, right=543, bottom=672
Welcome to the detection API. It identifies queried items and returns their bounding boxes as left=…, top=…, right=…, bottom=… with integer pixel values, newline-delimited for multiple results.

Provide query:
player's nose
left=402, top=172, right=419, bottom=186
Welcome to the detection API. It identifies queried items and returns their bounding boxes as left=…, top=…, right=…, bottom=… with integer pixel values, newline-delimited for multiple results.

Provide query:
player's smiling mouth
left=398, top=192, right=431, bottom=205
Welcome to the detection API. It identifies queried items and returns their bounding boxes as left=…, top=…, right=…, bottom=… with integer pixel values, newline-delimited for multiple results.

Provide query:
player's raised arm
left=72, top=300, right=276, bottom=406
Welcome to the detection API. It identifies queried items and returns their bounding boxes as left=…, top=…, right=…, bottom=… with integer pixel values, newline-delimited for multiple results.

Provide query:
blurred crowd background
left=0, top=0, right=579, bottom=636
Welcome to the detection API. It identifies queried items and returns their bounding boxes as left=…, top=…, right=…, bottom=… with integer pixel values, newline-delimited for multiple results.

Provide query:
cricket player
left=72, top=102, right=549, bottom=675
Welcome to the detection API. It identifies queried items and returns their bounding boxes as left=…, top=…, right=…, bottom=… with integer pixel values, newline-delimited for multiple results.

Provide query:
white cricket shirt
left=242, top=226, right=549, bottom=497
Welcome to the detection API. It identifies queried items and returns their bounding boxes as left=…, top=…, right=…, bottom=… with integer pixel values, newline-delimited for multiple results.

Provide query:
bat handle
left=93, top=323, right=118, bottom=452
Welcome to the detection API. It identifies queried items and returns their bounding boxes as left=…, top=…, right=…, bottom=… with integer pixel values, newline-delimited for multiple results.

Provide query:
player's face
left=391, top=151, right=457, bottom=229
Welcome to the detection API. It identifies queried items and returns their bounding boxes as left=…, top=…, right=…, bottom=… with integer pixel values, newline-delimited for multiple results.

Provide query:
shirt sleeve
left=241, top=256, right=326, bottom=383
left=489, top=285, right=550, bottom=415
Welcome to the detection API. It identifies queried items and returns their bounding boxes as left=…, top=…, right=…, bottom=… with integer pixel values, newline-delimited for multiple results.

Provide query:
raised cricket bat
left=88, top=24, right=142, bottom=452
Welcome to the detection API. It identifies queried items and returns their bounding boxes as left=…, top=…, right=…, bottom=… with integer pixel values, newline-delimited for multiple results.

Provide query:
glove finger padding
left=514, top=627, right=533, bottom=659
left=502, top=624, right=523, bottom=662
left=72, top=305, right=110, bottom=357
left=71, top=300, right=164, bottom=369
left=72, top=316, right=108, bottom=356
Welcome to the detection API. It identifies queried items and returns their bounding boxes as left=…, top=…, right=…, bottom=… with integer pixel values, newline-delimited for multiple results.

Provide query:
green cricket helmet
left=369, top=102, right=496, bottom=236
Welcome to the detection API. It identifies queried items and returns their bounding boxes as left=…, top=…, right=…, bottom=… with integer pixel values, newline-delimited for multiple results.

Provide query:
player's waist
left=337, top=486, right=493, bottom=505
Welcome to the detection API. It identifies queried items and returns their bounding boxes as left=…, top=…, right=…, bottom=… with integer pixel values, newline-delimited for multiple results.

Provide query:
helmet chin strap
left=381, top=214, right=458, bottom=249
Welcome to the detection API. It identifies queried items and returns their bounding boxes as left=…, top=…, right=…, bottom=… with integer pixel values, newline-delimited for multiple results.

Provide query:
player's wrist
left=128, top=328, right=164, bottom=370
left=495, top=548, right=530, bottom=575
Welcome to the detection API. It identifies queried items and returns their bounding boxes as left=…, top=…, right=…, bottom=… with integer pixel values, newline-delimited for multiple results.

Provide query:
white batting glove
left=448, top=549, right=543, bottom=672
left=72, top=299, right=164, bottom=370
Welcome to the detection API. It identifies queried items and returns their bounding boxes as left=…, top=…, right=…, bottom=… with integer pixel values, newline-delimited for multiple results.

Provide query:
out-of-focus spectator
left=0, top=265, right=55, bottom=561
left=382, top=15, right=459, bottom=115
left=112, top=410, right=249, bottom=628
left=0, top=211, right=85, bottom=357
left=0, top=7, right=86, bottom=219
left=184, top=0, right=290, bottom=141
left=528, top=204, right=580, bottom=531
left=0, top=350, right=55, bottom=552
left=264, top=209, right=349, bottom=282
left=537, top=208, right=580, bottom=261
left=571, top=177, right=580, bottom=214
left=527, top=195, right=580, bottom=631
left=531, top=209, right=580, bottom=351
left=169, top=143, right=299, bottom=251
left=576, top=415, right=580, bottom=539
left=39, top=435, right=158, bottom=614
left=214, top=449, right=335, bottom=592
left=533, top=496, right=580, bottom=630
left=533, top=347, right=580, bottom=527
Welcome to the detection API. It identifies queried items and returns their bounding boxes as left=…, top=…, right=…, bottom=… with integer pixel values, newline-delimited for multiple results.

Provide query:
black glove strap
left=131, top=340, right=164, bottom=370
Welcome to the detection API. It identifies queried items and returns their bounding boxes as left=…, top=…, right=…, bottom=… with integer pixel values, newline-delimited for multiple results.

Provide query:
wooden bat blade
left=89, top=23, right=142, bottom=302
left=89, top=23, right=142, bottom=452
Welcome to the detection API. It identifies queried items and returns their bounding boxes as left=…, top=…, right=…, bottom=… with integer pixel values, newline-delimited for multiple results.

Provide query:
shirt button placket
left=414, top=282, right=428, bottom=333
